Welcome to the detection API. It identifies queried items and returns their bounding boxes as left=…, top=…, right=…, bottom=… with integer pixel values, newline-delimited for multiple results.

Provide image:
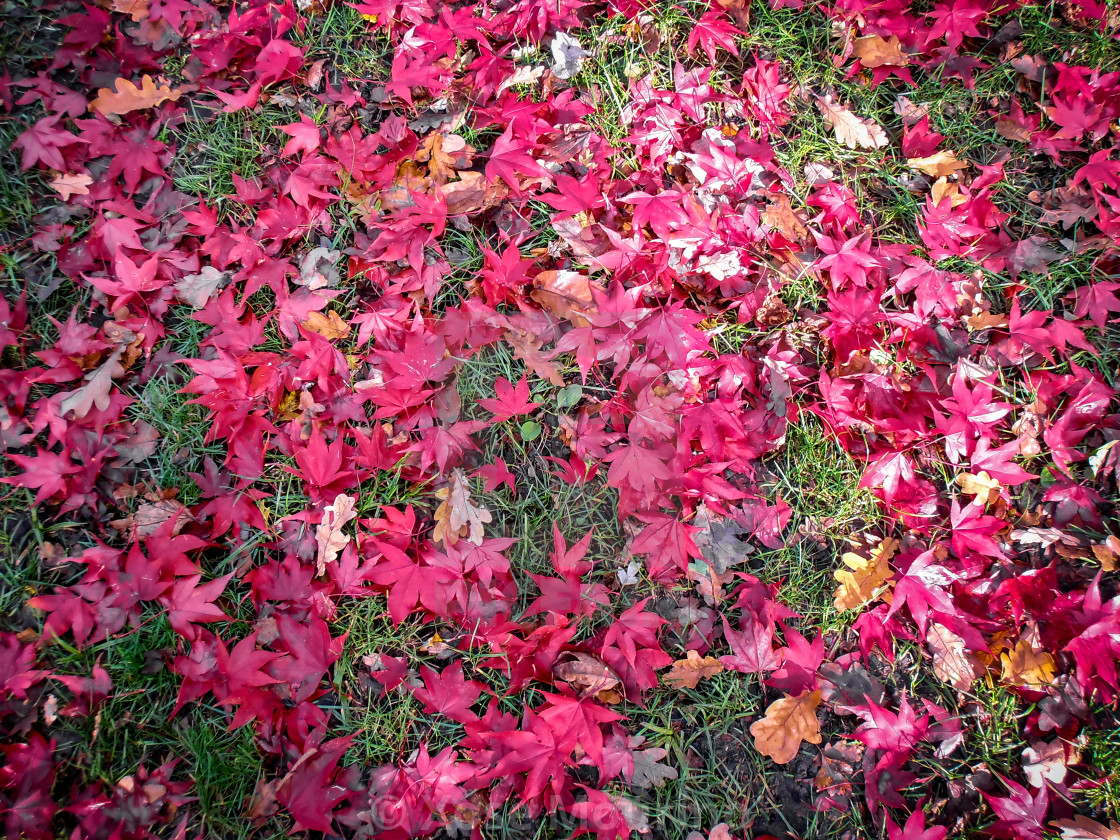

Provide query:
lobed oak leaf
left=957, top=470, right=1002, bottom=504
left=90, top=75, right=181, bottom=117
left=1052, top=816, right=1120, bottom=840
left=174, top=266, right=228, bottom=309
left=908, top=150, right=968, bottom=177
left=927, top=622, right=978, bottom=691
left=663, top=650, right=724, bottom=690
left=433, top=468, right=491, bottom=546
left=315, top=494, right=357, bottom=576
left=816, top=96, right=888, bottom=150
left=49, top=172, right=92, bottom=200
left=852, top=35, right=909, bottom=68
left=749, top=689, right=822, bottom=764
left=1001, top=640, right=1057, bottom=687
left=59, top=348, right=126, bottom=419
left=553, top=652, right=622, bottom=700
left=833, top=537, right=896, bottom=611
left=301, top=310, right=350, bottom=340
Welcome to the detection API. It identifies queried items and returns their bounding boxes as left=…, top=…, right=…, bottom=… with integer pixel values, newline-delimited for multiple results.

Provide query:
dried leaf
left=531, top=270, right=596, bottom=326
left=59, top=348, right=125, bottom=419
left=957, top=470, right=1003, bottom=503
left=553, top=652, right=622, bottom=699
left=817, top=96, right=888, bottom=150
left=90, top=75, right=182, bottom=117
left=1001, top=639, right=1057, bottom=687
left=1022, top=740, right=1068, bottom=787
left=908, top=150, right=968, bottom=177
left=175, top=266, right=228, bottom=308
left=927, top=623, right=978, bottom=691
left=433, top=468, right=491, bottom=547
left=301, top=310, right=350, bottom=340
left=663, top=650, right=724, bottom=689
left=1052, top=816, right=1120, bottom=840
left=49, top=172, right=93, bottom=200
left=852, top=35, right=909, bottom=68
left=833, top=537, right=896, bottom=611
left=315, top=493, right=357, bottom=576
left=762, top=194, right=808, bottom=242
left=749, top=689, right=823, bottom=764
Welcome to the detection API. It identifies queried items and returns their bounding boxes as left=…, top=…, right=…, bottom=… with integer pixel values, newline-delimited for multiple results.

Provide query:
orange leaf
left=663, top=650, right=724, bottom=689
left=90, top=75, right=182, bottom=117
left=749, top=690, right=823, bottom=764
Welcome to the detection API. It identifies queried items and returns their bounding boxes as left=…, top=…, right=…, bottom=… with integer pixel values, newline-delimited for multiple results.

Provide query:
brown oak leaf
left=749, top=689, right=823, bottom=764
left=90, top=75, right=181, bottom=117
left=433, top=468, right=491, bottom=547
left=663, top=650, right=724, bottom=689
left=315, top=493, right=357, bottom=576
left=817, top=96, right=888, bottom=150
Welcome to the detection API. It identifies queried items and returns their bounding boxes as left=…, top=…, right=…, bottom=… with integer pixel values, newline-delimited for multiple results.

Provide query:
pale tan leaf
left=59, top=348, right=126, bottom=419
left=927, top=622, right=978, bottom=691
left=817, top=96, right=888, bottom=150
left=433, top=468, right=491, bottom=547
left=315, top=493, right=357, bottom=576
left=1052, top=816, right=1120, bottom=840
left=49, top=172, right=93, bottom=200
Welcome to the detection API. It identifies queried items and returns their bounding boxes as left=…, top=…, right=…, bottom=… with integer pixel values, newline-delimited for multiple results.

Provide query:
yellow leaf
left=957, top=470, right=1002, bottom=503
left=833, top=537, right=897, bottom=611
left=907, top=150, right=968, bottom=178
left=1001, top=640, right=1056, bottom=687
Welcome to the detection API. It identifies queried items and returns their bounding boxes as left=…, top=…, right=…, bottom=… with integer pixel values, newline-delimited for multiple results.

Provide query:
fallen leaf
left=433, top=468, right=491, bottom=547
left=49, top=172, right=93, bottom=200
left=957, top=470, right=1003, bottom=504
left=931, top=177, right=968, bottom=207
left=749, top=689, right=823, bottom=764
left=175, top=266, right=229, bottom=308
left=531, top=270, right=597, bottom=326
left=852, top=35, right=909, bottom=68
left=927, top=622, right=978, bottom=691
left=817, top=96, right=888, bottom=150
left=111, top=0, right=150, bottom=21
left=1022, top=740, right=1068, bottom=787
left=553, top=652, right=622, bottom=699
left=90, top=75, right=182, bottom=117
left=663, top=650, right=724, bottom=689
left=1052, top=816, right=1120, bottom=840
left=59, top=348, right=125, bottom=419
left=302, top=310, right=350, bottom=340
left=315, top=493, right=357, bottom=576
left=551, top=31, right=589, bottom=80
left=1001, top=639, right=1057, bottom=687
left=762, top=194, right=808, bottom=242
left=833, top=537, right=896, bottom=611
left=1091, top=536, right=1120, bottom=572
left=908, top=150, right=969, bottom=177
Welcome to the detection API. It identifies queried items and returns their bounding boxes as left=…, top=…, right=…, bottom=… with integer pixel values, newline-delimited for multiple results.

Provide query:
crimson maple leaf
left=477, top=375, right=541, bottom=421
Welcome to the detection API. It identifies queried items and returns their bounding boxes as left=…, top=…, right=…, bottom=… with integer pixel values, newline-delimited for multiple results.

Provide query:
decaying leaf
left=90, top=75, right=182, bottom=116
left=433, top=468, right=492, bottom=547
left=833, top=537, right=896, bottom=611
left=175, top=266, right=229, bottom=308
left=816, top=96, right=889, bottom=150
left=663, top=650, right=724, bottom=690
left=315, top=493, right=357, bottom=576
left=554, top=652, right=622, bottom=700
left=749, top=689, right=823, bottom=764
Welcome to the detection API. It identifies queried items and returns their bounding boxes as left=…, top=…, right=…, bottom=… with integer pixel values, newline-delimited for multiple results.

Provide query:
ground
left=1, top=0, right=1120, bottom=839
